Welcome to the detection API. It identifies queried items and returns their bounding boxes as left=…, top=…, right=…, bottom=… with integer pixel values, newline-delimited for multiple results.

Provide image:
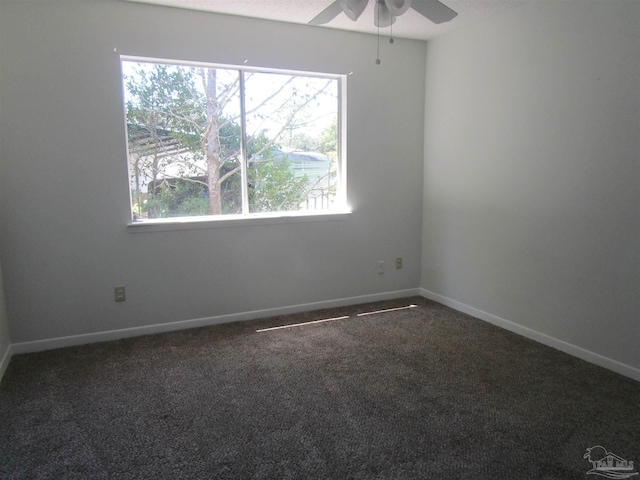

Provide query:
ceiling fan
left=309, top=0, right=458, bottom=28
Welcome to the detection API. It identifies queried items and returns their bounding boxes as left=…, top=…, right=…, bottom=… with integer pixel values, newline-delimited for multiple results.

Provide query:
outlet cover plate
left=114, top=286, right=126, bottom=302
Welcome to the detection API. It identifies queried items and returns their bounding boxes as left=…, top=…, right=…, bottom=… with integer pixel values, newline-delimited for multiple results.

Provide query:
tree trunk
left=205, top=68, right=222, bottom=215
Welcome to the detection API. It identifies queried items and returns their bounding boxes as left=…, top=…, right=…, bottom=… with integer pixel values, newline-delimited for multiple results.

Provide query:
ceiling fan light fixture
left=384, top=0, right=412, bottom=16
left=339, top=0, right=368, bottom=21
left=374, top=0, right=395, bottom=28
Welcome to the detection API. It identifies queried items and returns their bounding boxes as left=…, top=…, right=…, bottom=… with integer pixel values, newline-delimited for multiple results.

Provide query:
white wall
left=0, top=260, right=11, bottom=378
left=0, top=0, right=425, bottom=344
left=0, top=15, right=11, bottom=375
left=422, top=0, right=640, bottom=374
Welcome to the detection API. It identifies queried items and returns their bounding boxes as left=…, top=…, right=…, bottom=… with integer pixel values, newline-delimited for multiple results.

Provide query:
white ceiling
left=126, top=0, right=531, bottom=41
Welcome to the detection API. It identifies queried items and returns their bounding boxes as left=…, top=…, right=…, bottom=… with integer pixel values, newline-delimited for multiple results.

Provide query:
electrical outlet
left=396, top=257, right=403, bottom=269
left=114, top=286, right=126, bottom=302
left=378, top=260, right=385, bottom=274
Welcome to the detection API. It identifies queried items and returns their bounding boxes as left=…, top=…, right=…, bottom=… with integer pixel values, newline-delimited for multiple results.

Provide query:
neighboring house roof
left=271, top=148, right=329, bottom=164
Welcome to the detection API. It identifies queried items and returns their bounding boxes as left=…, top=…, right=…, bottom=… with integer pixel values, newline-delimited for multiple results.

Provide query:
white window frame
left=120, top=56, right=350, bottom=231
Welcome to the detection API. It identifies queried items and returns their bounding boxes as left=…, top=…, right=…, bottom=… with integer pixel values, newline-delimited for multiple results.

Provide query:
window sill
left=127, top=208, right=352, bottom=233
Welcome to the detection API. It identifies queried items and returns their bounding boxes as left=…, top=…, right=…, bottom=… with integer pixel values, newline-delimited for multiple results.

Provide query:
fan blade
left=341, top=0, right=368, bottom=21
left=309, top=1, right=344, bottom=25
left=411, top=0, right=457, bottom=24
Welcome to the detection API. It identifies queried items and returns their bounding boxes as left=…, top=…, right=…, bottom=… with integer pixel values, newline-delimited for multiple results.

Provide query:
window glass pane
left=244, top=72, right=338, bottom=213
left=122, top=59, right=341, bottom=222
left=123, top=61, right=242, bottom=219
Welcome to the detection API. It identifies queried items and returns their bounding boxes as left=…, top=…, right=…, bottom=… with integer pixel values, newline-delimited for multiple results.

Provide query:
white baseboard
left=8, top=287, right=637, bottom=384
left=419, top=288, right=640, bottom=383
left=0, top=344, right=12, bottom=383
left=10, top=288, right=421, bottom=355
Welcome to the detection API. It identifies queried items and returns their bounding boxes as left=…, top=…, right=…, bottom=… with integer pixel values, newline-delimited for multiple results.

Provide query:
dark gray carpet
left=1, top=297, right=638, bottom=479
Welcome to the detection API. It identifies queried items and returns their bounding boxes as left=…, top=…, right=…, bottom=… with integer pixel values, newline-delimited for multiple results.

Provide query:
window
left=121, top=57, right=346, bottom=223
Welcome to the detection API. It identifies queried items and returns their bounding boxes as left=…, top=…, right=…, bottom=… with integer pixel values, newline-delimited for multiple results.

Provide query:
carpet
left=1, top=297, right=638, bottom=479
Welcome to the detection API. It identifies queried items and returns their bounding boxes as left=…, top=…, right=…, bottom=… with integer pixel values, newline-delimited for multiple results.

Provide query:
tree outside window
left=122, top=59, right=342, bottom=221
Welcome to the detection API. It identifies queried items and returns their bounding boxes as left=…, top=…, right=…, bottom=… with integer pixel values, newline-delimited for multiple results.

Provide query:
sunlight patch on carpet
left=256, top=316, right=350, bottom=332
left=256, top=305, right=418, bottom=332
left=356, top=304, right=418, bottom=317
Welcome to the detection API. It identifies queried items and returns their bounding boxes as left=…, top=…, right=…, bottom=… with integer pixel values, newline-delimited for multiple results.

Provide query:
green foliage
left=125, top=64, right=205, bottom=154
left=218, top=129, right=289, bottom=214
left=317, top=119, right=337, bottom=159
left=249, top=158, right=308, bottom=213
left=146, top=180, right=209, bottom=218
left=287, top=132, right=317, bottom=152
